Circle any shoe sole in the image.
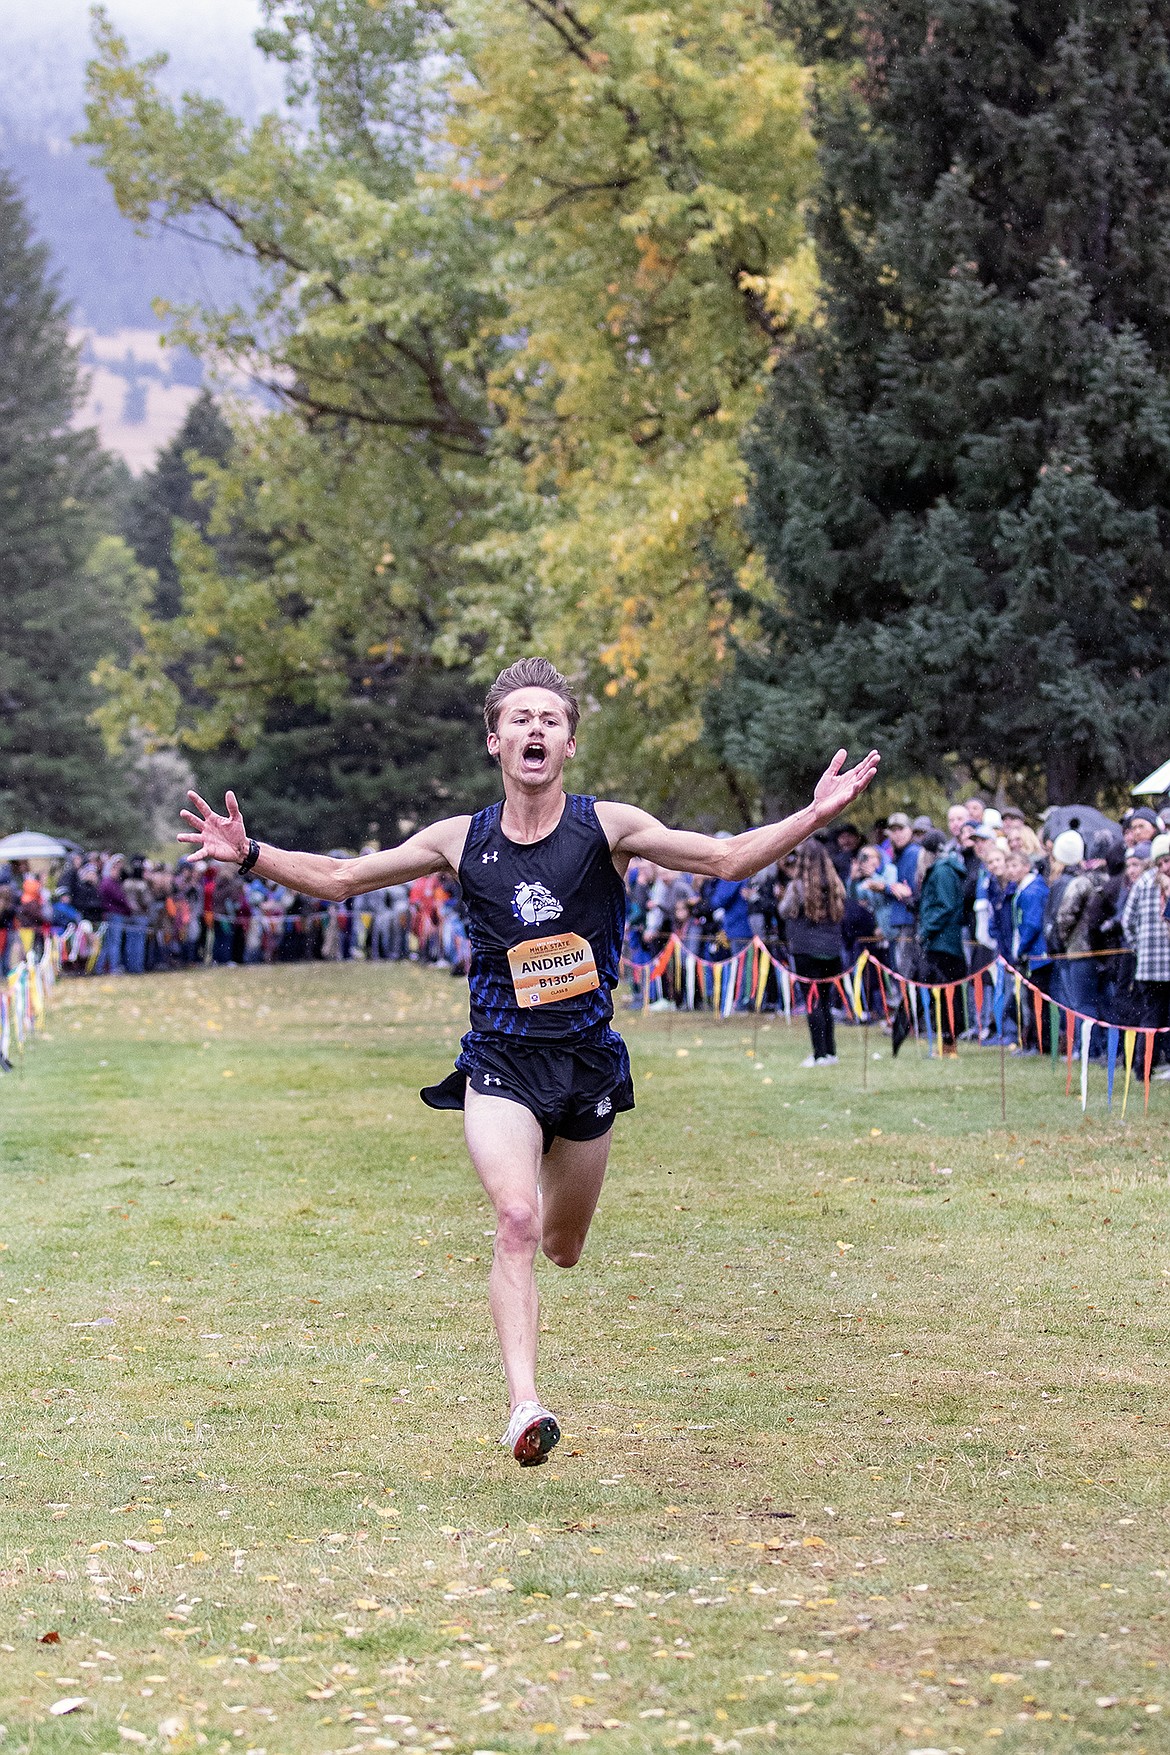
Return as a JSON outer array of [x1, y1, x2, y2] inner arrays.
[[513, 1414, 561, 1468]]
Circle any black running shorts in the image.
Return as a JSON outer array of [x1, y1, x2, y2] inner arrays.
[[420, 1027, 634, 1154]]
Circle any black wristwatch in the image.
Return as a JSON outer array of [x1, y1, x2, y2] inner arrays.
[[238, 838, 261, 876]]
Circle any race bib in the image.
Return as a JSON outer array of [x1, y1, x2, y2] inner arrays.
[[507, 931, 600, 1007]]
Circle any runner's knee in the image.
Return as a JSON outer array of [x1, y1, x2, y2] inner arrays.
[[542, 1234, 583, 1269], [494, 1200, 541, 1257]]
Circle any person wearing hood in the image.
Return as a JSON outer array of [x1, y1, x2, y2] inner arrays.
[[1044, 830, 1089, 1022], [913, 829, 966, 1055]]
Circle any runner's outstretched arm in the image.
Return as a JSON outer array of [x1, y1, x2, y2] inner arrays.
[[598, 748, 881, 879], [177, 790, 469, 899]]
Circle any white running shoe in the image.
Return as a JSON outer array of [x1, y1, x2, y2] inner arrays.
[[815, 1054, 839, 1065], [500, 1400, 561, 1467], [800, 1053, 819, 1068]]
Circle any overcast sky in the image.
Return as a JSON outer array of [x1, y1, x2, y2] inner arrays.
[[0, 0, 284, 141]]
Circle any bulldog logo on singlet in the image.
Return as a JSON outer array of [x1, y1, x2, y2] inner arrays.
[[511, 880, 563, 927]]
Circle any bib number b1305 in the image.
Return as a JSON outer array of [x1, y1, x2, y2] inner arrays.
[[507, 931, 600, 1007]]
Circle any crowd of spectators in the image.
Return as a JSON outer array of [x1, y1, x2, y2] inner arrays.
[[623, 798, 1170, 1071], [0, 852, 471, 979], [5, 796, 1170, 1076]]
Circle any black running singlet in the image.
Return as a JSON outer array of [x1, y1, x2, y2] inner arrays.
[[458, 795, 626, 1041]]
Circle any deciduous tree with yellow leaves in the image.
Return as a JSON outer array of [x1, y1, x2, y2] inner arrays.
[[85, 0, 817, 824]]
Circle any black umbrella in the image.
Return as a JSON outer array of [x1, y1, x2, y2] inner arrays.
[[1041, 804, 1122, 844]]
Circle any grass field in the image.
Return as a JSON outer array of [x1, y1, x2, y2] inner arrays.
[[0, 960, 1167, 1755]]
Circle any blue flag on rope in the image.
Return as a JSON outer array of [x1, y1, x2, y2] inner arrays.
[[992, 961, 1006, 1041], [1106, 1026, 1119, 1108]]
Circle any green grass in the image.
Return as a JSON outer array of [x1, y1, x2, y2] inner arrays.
[[0, 960, 1168, 1755]]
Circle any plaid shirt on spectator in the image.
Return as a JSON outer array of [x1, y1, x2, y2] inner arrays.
[[1122, 868, 1170, 982]]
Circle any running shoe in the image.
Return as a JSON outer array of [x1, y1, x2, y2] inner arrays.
[[500, 1400, 561, 1467]]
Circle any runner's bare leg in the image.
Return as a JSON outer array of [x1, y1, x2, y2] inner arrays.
[[464, 1088, 545, 1411], [464, 1092, 613, 1409], [540, 1131, 612, 1267]]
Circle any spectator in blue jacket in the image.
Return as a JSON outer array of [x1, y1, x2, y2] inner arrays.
[[1005, 848, 1050, 1052], [707, 874, 753, 956], [885, 812, 923, 976]]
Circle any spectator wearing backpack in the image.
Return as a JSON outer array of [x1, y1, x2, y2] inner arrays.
[[1053, 833, 1111, 1024]]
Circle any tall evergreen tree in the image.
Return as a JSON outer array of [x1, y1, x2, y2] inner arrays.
[[710, 2, 1170, 808], [0, 167, 143, 843], [114, 393, 498, 848], [122, 389, 235, 619]]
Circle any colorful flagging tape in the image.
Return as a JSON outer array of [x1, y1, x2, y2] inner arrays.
[[0, 937, 60, 1074], [621, 934, 1170, 1117]]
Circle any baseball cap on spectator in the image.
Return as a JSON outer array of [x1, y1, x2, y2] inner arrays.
[[1001, 805, 1026, 822], [1128, 842, 1152, 861], [971, 823, 997, 841], [911, 814, 934, 832], [1151, 833, 1170, 862], [1052, 829, 1085, 866], [981, 807, 1004, 829], [887, 812, 911, 829]]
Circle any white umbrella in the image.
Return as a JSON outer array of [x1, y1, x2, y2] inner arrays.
[[1132, 758, 1170, 796], [0, 831, 69, 859]]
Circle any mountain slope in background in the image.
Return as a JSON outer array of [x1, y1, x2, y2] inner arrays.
[[0, 0, 281, 468]]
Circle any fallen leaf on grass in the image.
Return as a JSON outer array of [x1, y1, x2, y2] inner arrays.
[[38, 1631, 60, 1644], [49, 1697, 88, 1716], [563, 1732, 590, 1745], [123, 1540, 155, 1554], [118, 1730, 149, 1745]]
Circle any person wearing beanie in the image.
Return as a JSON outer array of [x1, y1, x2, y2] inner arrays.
[[1085, 834, 1129, 1023], [1122, 832, 1170, 1070], [1043, 831, 1085, 1022], [1122, 806, 1160, 849]]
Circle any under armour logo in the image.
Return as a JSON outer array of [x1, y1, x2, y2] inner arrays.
[[595, 1096, 612, 1118], [481, 850, 499, 863], [482, 1074, 502, 1086]]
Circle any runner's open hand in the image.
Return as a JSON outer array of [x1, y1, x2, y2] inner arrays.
[[178, 790, 249, 864], [812, 748, 881, 823]]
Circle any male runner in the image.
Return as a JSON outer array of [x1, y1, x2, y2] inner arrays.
[[179, 657, 879, 1466]]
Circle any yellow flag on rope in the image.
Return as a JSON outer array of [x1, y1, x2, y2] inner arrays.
[[1121, 1028, 1137, 1119], [852, 949, 869, 1016]]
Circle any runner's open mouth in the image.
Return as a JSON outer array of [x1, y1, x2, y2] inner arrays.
[[522, 742, 546, 767]]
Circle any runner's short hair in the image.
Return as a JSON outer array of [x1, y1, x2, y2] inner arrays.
[[483, 657, 580, 736]]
